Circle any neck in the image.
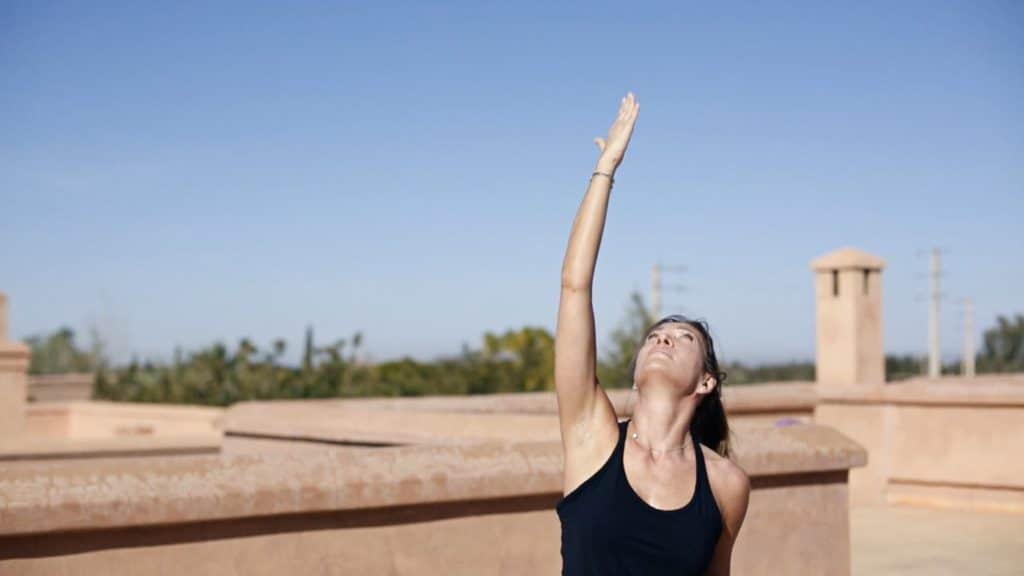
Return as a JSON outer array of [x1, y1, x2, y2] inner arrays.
[[629, 380, 697, 455]]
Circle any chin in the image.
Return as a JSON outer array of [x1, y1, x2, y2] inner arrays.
[[636, 366, 684, 388], [637, 368, 701, 394]]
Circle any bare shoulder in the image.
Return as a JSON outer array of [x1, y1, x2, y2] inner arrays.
[[700, 446, 751, 532], [702, 447, 750, 497]]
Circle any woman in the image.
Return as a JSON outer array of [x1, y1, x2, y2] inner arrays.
[[555, 93, 750, 576]]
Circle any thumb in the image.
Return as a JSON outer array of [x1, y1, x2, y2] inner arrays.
[[593, 137, 606, 152]]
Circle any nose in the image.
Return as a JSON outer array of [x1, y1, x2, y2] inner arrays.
[[654, 333, 672, 347]]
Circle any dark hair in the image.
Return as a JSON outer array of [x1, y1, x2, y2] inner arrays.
[[636, 314, 731, 457]]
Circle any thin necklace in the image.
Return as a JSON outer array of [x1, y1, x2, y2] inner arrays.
[[629, 421, 693, 455]]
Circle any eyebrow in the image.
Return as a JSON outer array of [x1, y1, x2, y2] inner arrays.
[[651, 327, 697, 337], [651, 326, 706, 348]]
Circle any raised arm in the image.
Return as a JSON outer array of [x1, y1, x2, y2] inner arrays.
[[555, 93, 639, 450]]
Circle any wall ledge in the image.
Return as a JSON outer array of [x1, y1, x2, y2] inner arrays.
[[0, 423, 864, 537], [817, 380, 1024, 407]]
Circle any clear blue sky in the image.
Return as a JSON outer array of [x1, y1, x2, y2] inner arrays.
[[2, 1, 1021, 365]]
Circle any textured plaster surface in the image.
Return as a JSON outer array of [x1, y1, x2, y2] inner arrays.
[[851, 505, 1024, 576], [816, 378, 1024, 511], [331, 382, 816, 416], [818, 378, 1024, 406], [0, 422, 863, 536]]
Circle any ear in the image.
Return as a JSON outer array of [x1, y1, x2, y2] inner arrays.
[[699, 374, 718, 396]]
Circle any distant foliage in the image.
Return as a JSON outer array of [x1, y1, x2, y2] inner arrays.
[[978, 314, 1024, 373], [28, 309, 1023, 407], [596, 292, 654, 389], [26, 327, 104, 375], [95, 328, 375, 405], [724, 361, 815, 385], [89, 325, 558, 406], [886, 355, 925, 381], [884, 314, 1024, 378], [481, 326, 556, 392]]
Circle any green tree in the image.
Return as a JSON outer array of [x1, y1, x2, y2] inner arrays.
[[597, 292, 654, 389], [721, 361, 815, 385], [481, 326, 556, 392], [885, 355, 924, 381], [26, 327, 104, 374], [978, 314, 1024, 373]]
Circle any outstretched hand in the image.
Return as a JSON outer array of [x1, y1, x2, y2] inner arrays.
[[594, 92, 639, 172]]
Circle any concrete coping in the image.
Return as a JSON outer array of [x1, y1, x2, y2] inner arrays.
[[224, 406, 565, 446], [817, 378, 1024, 407], [0, 435, 222, 462], [810, 247, 886, 271], [0, 341, 30, 372], [27, 400, 225, 422], [222, 386, 818, 449], [0, 422, 864, 537], [232, 382, 817, 417], [26, 373, 94, 387], [26, 374, 94, 402], [718, 382, 817, 413]]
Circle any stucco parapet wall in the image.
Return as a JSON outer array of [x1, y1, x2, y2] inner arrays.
[[27, 373, 94, 402], [27, 373, 93, 387], [0, 435, 221, 462], [224, 406, 564, 446], [234, 382, 816, 417], [0, 341, 30, 372], [0, 422, 864, 537], [817, 378, 1024, 407], [34, 400, 226, 423], [223, 386, 818, 448], [716, 382, 816, 413]]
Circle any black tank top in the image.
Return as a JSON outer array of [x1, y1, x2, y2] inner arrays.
[[556, 419, 723, 576]]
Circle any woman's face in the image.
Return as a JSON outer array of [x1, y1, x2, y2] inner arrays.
[[633, 321, 708, 393]]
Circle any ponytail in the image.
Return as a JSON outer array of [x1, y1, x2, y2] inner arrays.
[[691, 377, 729, 457]]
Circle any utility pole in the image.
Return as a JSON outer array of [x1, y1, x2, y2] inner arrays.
[[650, 263, 686, 320], [928, 249, 941, 378], [962, 298, 975, 377], [651, 264, 661, 321]]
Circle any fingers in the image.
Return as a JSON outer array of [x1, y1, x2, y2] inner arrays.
[[617, 92, 639, 121], [598, 93, 638, 151]]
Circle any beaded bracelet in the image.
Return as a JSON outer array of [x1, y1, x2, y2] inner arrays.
[[591, 171, 614, 185]]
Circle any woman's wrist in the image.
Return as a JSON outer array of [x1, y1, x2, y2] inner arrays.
[[594, 157, 619, 175]]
